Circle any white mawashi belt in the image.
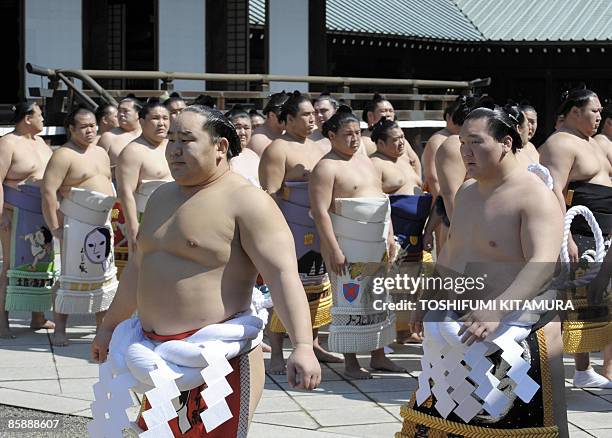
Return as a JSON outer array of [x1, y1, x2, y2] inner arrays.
[[332, 197, 390, 263], [60, 188, 116, 225], [89, 302, 267, 437], [134, 181, 168, 214]]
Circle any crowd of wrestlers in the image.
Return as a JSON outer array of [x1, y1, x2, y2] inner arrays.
[[0, 86, 611, 437]]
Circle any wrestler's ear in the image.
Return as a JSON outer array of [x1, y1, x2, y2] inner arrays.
[[216, 137, 229, 159], [570, 106, 580, 118], [367, 111, 375, 126], [501, 135, 512, 153]]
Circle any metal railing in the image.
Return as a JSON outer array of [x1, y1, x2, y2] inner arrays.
[[26, 63, 491, 122]]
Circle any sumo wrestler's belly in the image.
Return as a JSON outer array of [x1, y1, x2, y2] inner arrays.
[[137, 252, 253, 335], [66, 175, 115, 197]]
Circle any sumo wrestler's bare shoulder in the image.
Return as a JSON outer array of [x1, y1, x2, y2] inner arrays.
[[0, 133, 17, 152], [540, 131, 580, 156], [232, 180, 286, 231], [96, 130, 119, 152], [117, 139, 145, 163], [515, 170, 559, 210], [51, 143, 78, 160], [260, 137, 288, 165], [436, 135, 461, 159], [248, 131, 274, 156], [313, 152, 343, 176]]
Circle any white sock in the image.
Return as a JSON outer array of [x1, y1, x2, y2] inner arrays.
[[573, 368, 612, 388]]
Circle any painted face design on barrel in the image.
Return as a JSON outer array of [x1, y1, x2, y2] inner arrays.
[[83, 227, 112, 264]]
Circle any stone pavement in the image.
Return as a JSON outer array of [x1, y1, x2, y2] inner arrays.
[[0, 312, 611, 437]]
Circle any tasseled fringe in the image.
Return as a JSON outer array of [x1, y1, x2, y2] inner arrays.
[[328, 313, 396, 353], [270, 290, 332, 333], [55, 281, 117, 314], [5, 289, 54, 312]]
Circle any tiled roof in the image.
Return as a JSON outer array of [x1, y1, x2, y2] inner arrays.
[[249, 0, 612, 42], [454, 0, 612, 42], [325, 0, 483, 41]]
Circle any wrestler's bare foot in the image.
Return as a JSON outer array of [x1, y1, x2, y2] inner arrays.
[[396, 330, 423, 344], [344, 354, 371, 379], [344, 367, 372, 380], [51, 312, 69, 347], [314, 344, 344, 363], [51, 332, 69, 347], [269, 355, 287, 375], [30, 312, 55, 330], [312, 330, 343, 363], [261, 341, 272, 353], [370, 348, 407, 373]]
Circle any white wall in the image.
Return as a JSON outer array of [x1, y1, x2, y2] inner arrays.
[[268, 0, 309, 92], [158, 0, 206, 92], [25, 0, 82, 96]]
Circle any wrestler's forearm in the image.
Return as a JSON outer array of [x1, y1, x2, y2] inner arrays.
[[387, 220, 395, 245], [119, 191, 139, 237], [553, 188, 578, 246], [267, 272, 313, 347], [497, 262, 557, 303], [312, 210, 342, 255], [553, 188, 568, 214], [42, 192, 60, 231], [426, 178, 440, 199], [441, 193, 454, 220], [424, 208, 442, 235]]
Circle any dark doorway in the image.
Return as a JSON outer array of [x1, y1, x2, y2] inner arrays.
[[0, 0, 22, 105], [83, 0, 157, 91]]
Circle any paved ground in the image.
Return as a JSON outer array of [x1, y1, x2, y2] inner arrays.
[[0, 312, 611, 437]]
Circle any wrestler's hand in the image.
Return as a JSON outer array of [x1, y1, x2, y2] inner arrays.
[[386, 238, 398, 272], [458, 309, 502, 346], [127, 225, 139, 250], [286, 344, 321, 390], [51, 227, 62, 240], [327, 248, 348, 276], [409, 321, 424, 338], [567, 236, 579, 263], [91, 327, 113, 363]]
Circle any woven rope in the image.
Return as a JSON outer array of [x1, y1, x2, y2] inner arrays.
[[398, 406, 559, 438], [536, 328, 554, 428], [560, 205, 605, 286]]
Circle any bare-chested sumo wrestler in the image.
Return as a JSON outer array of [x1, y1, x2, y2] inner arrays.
[[90, 106, 320, 437], [0, 102, 55, 337]]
